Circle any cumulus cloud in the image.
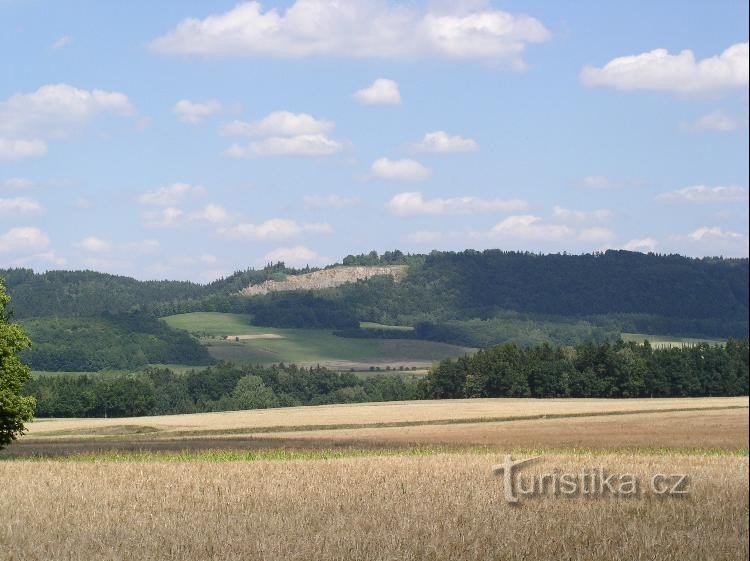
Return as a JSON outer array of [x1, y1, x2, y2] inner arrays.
[[76, 236, 113, 253], [303, 194, 358, 209], [138, 183, 206, 206], [687, 226, 743, 242], [0, 83, 134, 138], [218, 218, 332, 241], [174, 99, 223, 123], [552, 206, 611, 222], [488, 214, 573, 241], [76, 236, 160, 255], [371, 158, 431, 181], [0, 138, 48, 160], [141, 203, 231, 228], [410, 130, 479, 153], [221, 111, 333, 137], [581, 42, 749, 95], [623, 238, 659, 252], [226, 134, 342, 157], [262, 245, 328, 266], [354, 79, 401, 105], [658, 185, 748, 203], [151, 0, 551, 67], [0, 196, 44, 215], [0, 226, 50, 253], [388, 191, 526, 216], [682, 110, 742, 132]]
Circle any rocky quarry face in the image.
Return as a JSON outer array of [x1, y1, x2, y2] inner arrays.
[[240, 265, 407, 296]]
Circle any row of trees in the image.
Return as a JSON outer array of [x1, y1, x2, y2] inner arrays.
[[420, 339, 749, 399], [25, 363, 418, 417]]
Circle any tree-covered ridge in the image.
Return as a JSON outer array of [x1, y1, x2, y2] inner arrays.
[[421, 338, 749, 399], [19, 314, 213, 371]]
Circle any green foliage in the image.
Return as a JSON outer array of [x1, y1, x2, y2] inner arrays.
[[420, 338, 749, 399], [19, 313, 213, 371], [0, 278, 36, 449], [25, 363, 419, 417]]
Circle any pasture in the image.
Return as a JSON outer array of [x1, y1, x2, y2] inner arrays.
[[162, 312, 472, 369], [1, 396, 747, 560]]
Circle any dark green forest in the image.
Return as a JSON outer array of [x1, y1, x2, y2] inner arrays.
[[25, 338, 748, 417], [2, 249, 748, 371]]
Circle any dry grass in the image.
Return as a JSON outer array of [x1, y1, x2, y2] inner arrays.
[[23, 396, 749, 438], [1, 453, 747, 561]]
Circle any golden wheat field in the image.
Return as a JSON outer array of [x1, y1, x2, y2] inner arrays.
[[1, 397, 748, 560]]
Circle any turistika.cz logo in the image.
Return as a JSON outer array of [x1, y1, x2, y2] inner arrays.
[[492, 456, 689, 504]]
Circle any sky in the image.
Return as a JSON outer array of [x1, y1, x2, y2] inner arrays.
[[0, 0, 748, 282]]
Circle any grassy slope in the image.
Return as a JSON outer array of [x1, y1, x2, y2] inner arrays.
[[162, 312, 473, 368]]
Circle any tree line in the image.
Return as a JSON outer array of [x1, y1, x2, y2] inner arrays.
[[420, 338, 749, 399]]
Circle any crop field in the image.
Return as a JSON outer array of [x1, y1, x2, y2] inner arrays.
[[621, 332, 724, 348], [162, 312, 472, 369], [1, 397, 747, 560]]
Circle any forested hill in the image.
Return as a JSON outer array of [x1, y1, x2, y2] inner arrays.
[[401, 250, 748, 320], [2, 250, 748, 340]]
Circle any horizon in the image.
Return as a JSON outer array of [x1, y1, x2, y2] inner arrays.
[[1, 1, 748, 282]]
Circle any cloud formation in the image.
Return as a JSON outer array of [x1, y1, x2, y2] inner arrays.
[[218, 218, 332, 241], [354, 79, 401, 105], [410, 131, 479, 153], [151, 0, 551, 67], [138, 183, 206, 206], [0, 226, 50, 253], [388, 191, 526, 216], [0, 196, 44, 215], [581, 42, 748, 94], [174, 99, 223, 123], [658, 185, 748, 203], [371, 158, 431, 181], [262, 245, 328, 266], [553, 206, 611, 222]]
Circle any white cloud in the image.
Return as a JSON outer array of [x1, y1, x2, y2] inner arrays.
[[303, 194, 358, 209], [262, 245, 328, 266], [578, 227, 616, 243], [552, 206, 611, 222], [174, 99, 223, 123], [687, 226, 743, 242], [410, 130, 479, 153], [388, 191, 526, 216], [623, 238, 659, 252], [2, 177, 34, 189], [658, 185, 748, 203], [683, 110, 741, 132], [218, 218, 332, 241], [489, 215, 573, 241], [151, 0, 550, 67], [138, 183, 206, 206], [0, 197, 44, 215], [371, 158, 431, 181], [221, 111, 333, 137], [226, 134, 342, 157], [0, 227, 50, 253], [142, 207, 185, 228], [0, 83, 134, 138], [580, 175, 615, 189], [76, 236, 112, 253], [51, 35, 72, 50], [354, 79, 401, 105], [141, 203, 231, 228], [0, 138, 48, 160], [6, 251, 66, 267], [581, 42, 749, 95]]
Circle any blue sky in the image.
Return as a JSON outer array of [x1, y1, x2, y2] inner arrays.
[[1, 0, 748, 281]]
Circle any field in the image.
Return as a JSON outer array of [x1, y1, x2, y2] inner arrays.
[[162, 312, 472, 369], [621, 332, 724, 348], [1, 397, 747, 560]]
